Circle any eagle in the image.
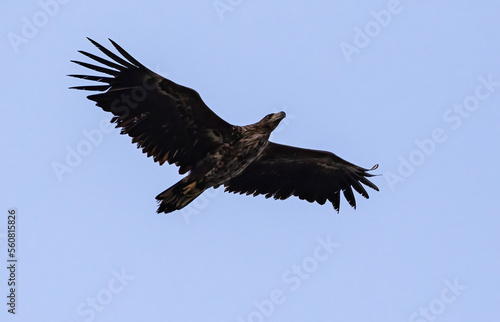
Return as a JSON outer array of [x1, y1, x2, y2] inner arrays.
[[69, 38, 379, 214]]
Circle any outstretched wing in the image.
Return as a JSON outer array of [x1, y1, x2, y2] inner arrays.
[[69, 38, 235, 174], [224, 142, 379, 211]]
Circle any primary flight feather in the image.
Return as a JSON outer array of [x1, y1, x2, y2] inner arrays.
[[69, 38, 379, 213]]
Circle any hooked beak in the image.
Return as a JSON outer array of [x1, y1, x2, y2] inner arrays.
[[268, 111, 286, 131], [272, 111, 286, 121]]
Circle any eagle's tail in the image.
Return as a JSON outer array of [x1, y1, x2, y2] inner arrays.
[[155, 178, 204, 214]]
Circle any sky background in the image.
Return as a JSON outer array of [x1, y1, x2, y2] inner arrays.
[[1, 1, 500, 321]]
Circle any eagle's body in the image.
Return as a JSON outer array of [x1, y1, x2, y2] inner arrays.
[[156, 113, 284, 213], [70, 38, 379, 213], [202, 116, 283, 185]]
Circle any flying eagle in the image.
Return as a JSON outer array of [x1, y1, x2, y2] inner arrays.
[[70, 38, 379, 213]]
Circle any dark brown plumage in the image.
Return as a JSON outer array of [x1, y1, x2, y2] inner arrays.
[[70, 38, 379, 213]]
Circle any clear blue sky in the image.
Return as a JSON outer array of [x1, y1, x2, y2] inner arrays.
[[2, 1, 500, 321]]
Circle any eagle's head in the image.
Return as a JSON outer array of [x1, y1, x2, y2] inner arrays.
[[259, 111, 286, 132], [243, 111, 286, 136]]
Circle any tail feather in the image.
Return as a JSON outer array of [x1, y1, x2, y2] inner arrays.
[[156, 178, 203, 213]]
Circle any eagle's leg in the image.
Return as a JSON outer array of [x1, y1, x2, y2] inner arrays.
[[155, 177, 205, 214]]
